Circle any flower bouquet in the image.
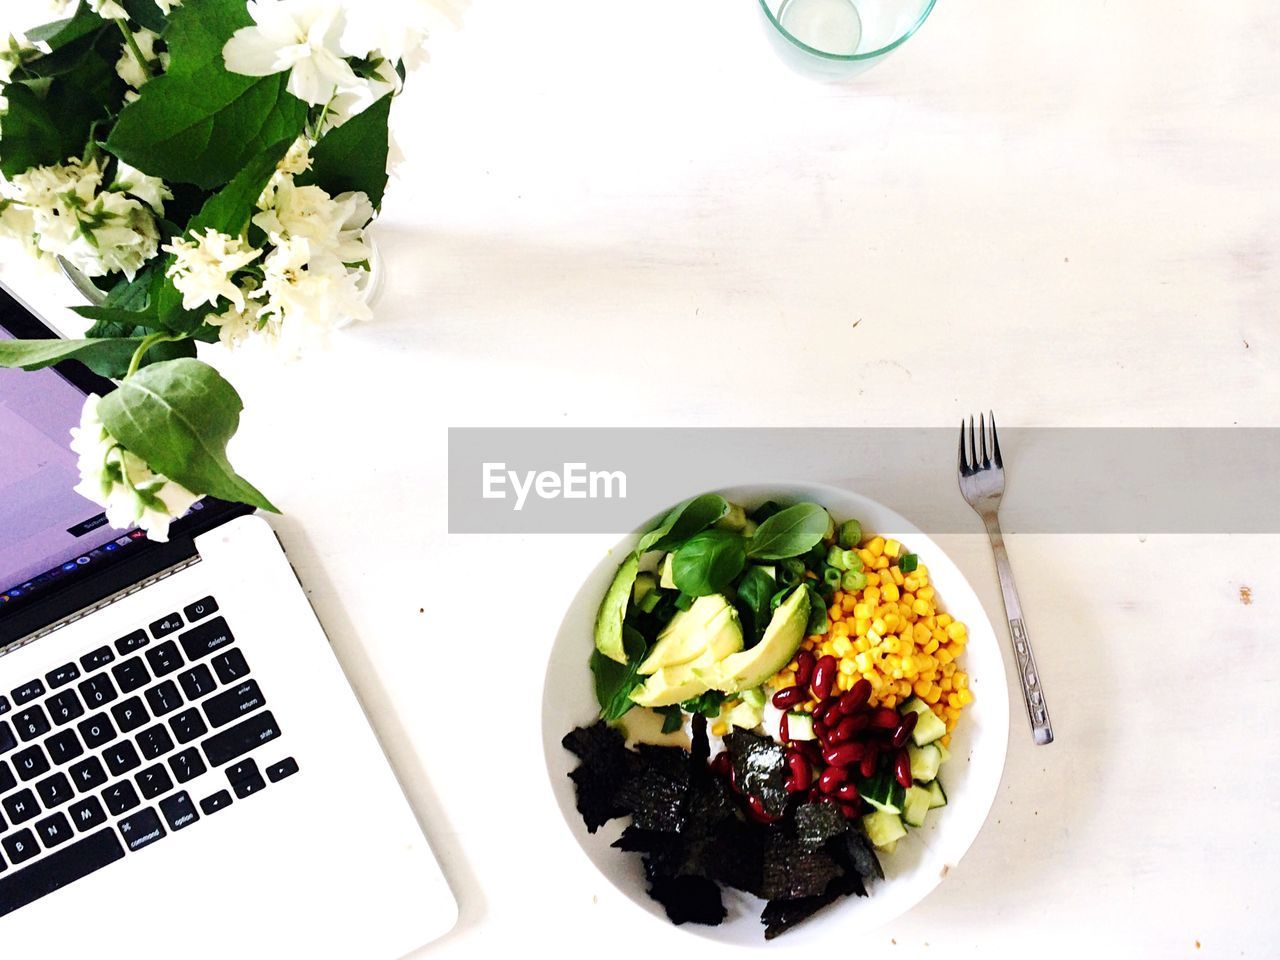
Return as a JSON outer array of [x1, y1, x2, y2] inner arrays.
[[0, 0, 457, 539]]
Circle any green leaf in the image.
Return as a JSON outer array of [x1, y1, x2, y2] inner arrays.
[[97, 358, 277, 511], [297, 93, 392, 208], [105, 0, 307, 190], [593, 553, 638, 664], [747, 502, 831, 561], [680, 690, 726, 718], [24, 4, 105, 49], [591, 624, 647, 723], [655, 705, 683, 734], [122, 0, 169, 33], [0, 338, 143, 377], [672, 530, 747, 597], [636, 493, 729, 556], [734, 565, 778, 645]]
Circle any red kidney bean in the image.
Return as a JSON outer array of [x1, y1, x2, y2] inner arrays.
[[840, 802, 861, 819], [843, 711, 871, 733], [818, 765, 848, 794], [808, 785, 824, 804], [772, 686, 805, 711], [894, 749, 913, 789], [786, 753, 812, 792], [859, 752, 878, 779], [829, 715, 864, 744], [891, 710, 918, 748], [711, 753, 732, 777], [834, 782, 861, 805], [746, 795, 781, 824], [872, 707, 901, 730], [838, 678, 872, 713], [822, 743, 865, 768], [779, 714, 790, 742], [796, 740, 823, 764], [794, 650, 816, 690], [811, 655, 838, 700], [813, 720, 828, 742]]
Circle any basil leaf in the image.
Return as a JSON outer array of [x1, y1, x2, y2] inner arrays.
[[747, 502, 831, 560], [635, 493, 729, 556], [591, 623, 647, 722], [804, 582, 830, 636], [734, 565, 777, 645], [593, 553, 638, 665], [680, 690, 725, 718], [297, 93, 391, 209], [97, 358, 277, 511], [672, 529, 747, 597], [106, 0, 306, 190], [656, 705, 683, 734]]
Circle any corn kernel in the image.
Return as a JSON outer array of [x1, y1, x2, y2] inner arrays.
[[863, 586, 881, 605], [912, 598, 932, 617], [881, 583, 901, 602], [890, 566, 905, 586], [946, 621, 967, 640], [839, 658, 857, 676], [858, 548, 876, 567], [833, 637, 853, 657], [954, 673, 968, 690], [902, 576, 920, 592], [853, 603, 872, 619], [841, 595, 858, 614], [958, 688, 974, 706], [883, 539, 901, 558], [712, 722, 728, 736], [924, 685, 942, 705], [854, 617, 871, 635], [865, 571, 881, 587], [867, 537, 885, 557], [837, 673, 853, 692], [936, 613, 952, 627], [881, 694, 897, 708], [918, 585, 936, 601], [832, 620, 850, 638], [913, 679, 931, 698]]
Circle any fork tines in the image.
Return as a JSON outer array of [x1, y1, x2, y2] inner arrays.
[[958, 412, 1002, 476]]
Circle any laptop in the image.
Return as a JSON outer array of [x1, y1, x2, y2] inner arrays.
[[0, 284, 457, 957]]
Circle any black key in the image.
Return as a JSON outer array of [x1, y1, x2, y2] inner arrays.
[[232, 771, 266, 799], [158, 791, 199, 832], [110, 697, 148, 734], [112, 657, 150, 694], [211, 648, 250, 685], [145, 641, 184, 678], [203, 680, 266, 729], [80, 647, 115, 672], [13, 745, 49, 782], [178, 665, 217, 702], [11, 680, 44, 705], [0, 721, 15, 754], [46, 689, 85, 727], [149, 613, 184, 639], [266, 757, 299, 783], [201, 711, 280, 768], [1, 828, 39, 865], [115, 629, 149, 654], [77, 713, 116, 750], [170, 708, 207, 745], [13, 706, 50, 742], [35, 772, 72, 808], [78, 673, 118, 709], [183, 597, 218, 623], [199, 790, 232, 816], [34, 812, 72, 849], [0, 696, 9, 716], [0, 760, 14, 794], [1, 789, 38, 825], [102, 781, 140, 817], [168, 748, 206, 784], [68, 796, 106, 832], [144, 681, 183, 717], [45, 728, 84, 766], [226, 759, 260, 784], [136, 724, 174, 761], [45, 663, 80, 689], [118, 807, 165, 852], [69, 756, 107, 793], [135, 765, 173, 800], [104, 741, 141, 777], [180, 617, 235, 662], [0, 828, 124, 918]]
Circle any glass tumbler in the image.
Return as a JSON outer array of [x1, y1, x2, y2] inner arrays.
[[758, 0, 936, 79]]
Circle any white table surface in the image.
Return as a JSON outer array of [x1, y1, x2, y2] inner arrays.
[[3, 1, 1278, 956]]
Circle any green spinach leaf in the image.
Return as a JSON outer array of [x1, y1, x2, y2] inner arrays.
[[591, 623, 647, 722], [680, 690, 726, 718], [735, 565, 777, 645], [672, 529, 746, 597], [747, 502, 831, 560], [635, 493, 729, 556], [656, 705, 683, 734]]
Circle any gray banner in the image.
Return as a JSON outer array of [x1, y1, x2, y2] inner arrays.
[[448, 428, 1280, 534]]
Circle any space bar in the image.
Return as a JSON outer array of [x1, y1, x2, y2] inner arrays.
[[0, 829, 125, 919]]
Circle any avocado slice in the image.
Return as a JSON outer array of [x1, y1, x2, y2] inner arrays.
[[593, 554, 639, 664], [630, 617, 744, 707], [639, 595, 742, 675], [699, 586, 810, 694]]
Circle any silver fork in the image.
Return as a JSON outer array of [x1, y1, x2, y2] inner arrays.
[[958, 414, 1054, 745]]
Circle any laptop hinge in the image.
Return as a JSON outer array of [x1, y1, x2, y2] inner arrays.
[[0, 554, 202, 660]]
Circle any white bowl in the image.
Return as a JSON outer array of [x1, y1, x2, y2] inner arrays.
[[541, 482, 1010, 945]]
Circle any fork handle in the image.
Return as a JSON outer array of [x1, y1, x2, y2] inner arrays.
[[982, 515, 1054, 745]]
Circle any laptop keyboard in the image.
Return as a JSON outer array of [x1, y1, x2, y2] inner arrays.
[[0, 598, 298, 918]]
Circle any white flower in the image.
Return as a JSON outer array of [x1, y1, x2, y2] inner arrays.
[[223, 0, 361, 107], [155, 0, 182, 13], [163, 228, 262, 311], [79, 191, 159, 280], [338, 0, 429, 66], [323, 56, 399, 131], [207, 278, 264, 348], [70, 395, 199, 543], [87, 0, 129, 19], [254, 234, 371, 356], [0, 198, 39, 259], [115, 27, 165, 89], [277, 136, 313, 177], [111, 160, 171, 215], [253, 177, 372, 264]]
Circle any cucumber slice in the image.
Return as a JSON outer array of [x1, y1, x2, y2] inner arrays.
[[902, 697, 947, 745], [862, 811, 907, 849], [935, 742, 951, 764], [860, 771, 905, 814], [901, 785, 932, 828], [740, 687, 766, 709], [786, 711, 816, 741], [907, 743, 942, 783], [926, 779, 947, 809]]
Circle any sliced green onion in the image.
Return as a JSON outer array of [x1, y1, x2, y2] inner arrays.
[[822, 565, 842, 588], [826, 545, 848, 570], [674, 592, 694, 611], [638, 590, 662, 613], [842, 569, 868, 592], [837, 519, 863, 549], [899, 553, 919, 573], [842, 549, 863, 571]]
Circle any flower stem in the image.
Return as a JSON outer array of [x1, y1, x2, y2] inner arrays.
[[126, 332, 182, 379], [115, 19, 153, 79]]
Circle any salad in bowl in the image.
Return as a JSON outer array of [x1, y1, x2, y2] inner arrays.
[[545, 486, 1008, 941]]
